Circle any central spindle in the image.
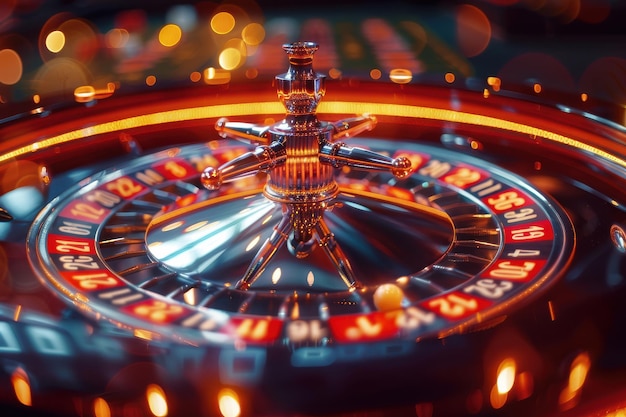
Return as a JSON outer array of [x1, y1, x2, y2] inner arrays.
[[201, 42, 411, 290]]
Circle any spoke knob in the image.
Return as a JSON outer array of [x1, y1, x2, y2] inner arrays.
[[200, 167, 221, 190]]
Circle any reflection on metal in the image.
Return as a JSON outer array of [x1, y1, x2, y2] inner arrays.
[[0, 207, 11, 222], [201, 42, 411, 291], [145, 187, 453, 293], [610, 224, 626, 253]]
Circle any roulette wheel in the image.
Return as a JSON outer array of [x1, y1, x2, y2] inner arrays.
[[1, 2, 626, 417]]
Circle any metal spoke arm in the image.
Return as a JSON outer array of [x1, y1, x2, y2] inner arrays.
[[215, 117, 272, 145], [330, 114, 377, 141], [319, 142, 412, 179], [201, 142, 286, 190]]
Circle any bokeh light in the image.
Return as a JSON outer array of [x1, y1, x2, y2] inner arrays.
[[105, 28, 130, 48], [204, 67, 231, 85], [211, 12, 236, 35], [159, 24, 182, 47], [218, 388, 241, 417], [57, 18, 98, 61], [219, 47, 243, 70], [146, 384, 168, 417], [389, 68, 413, 84], [242, 22, 265, 45], [578, 0, 611, 24], [559, 351, 592, 410], [456, 4, 491, 58], [496, 358, 516, 394], [0, 49, 23, 85], [45, 30, 65, 53], [11, 367, 32, 406], [74, 85, 95, 102], [93, 397, 111, 417]]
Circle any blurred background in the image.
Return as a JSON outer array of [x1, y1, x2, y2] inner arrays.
[[0, 0, 625, 120]]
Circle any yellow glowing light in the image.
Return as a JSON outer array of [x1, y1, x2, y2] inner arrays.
[[548, 300, 556, 320], [496, 358, 516, 394], [159, 24, 182, 47], [329, 68, 342, 79], [73, 83, 114, 102], [218, 388, 241, 417], [147, 384, 168, 417], [307, 271, 315, 286], [224, 38, 247, 56], [133, 329, 155, 340], [487, 76, 501, 91], [3, 100, 625, 178], [272, 267, 282, 284], [32, 94, 40, 104], [0, 49, 23, 85], [369, 69, 382, 80], [604, 407, 626, 417], [12, 304, 22, 321], [204, 67, 231, 85], [93, 397, 111, 417], [219, 48, 242, 70], [490, 384, 507, 409], [246, 235, 261, 252], [185, 221, 209, 233], [74, 85, 96, 102], [568, 352, 591, 392], [11, 368, 32, 406], [183, 288, 197, 305], [559, 352, 592, 409], [580, 93, 588, 102], [291, 302, 300, 319], [162, 221, 184, 232], [211, 12, 235, 35], [46, 30, 66, 53], [389, 68, 413, 84], [241, 22, 265, 45]]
